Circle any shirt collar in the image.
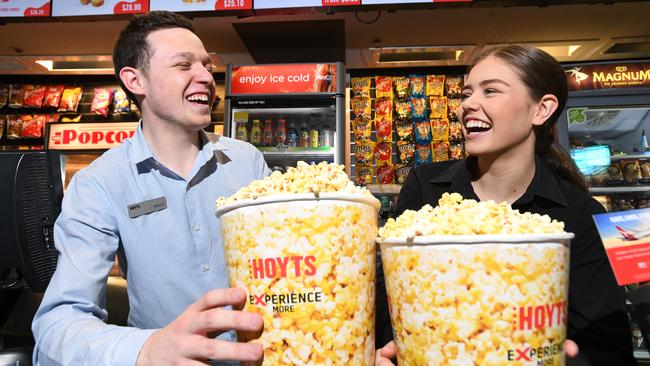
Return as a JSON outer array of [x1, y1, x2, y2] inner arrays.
[[428, 156, 567, 207]]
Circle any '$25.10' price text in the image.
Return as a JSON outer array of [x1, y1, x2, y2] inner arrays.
[[223, 0, 245, 8]]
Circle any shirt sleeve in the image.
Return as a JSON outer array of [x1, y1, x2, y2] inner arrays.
[[32, 169, 157, 366], [252, 144, 271, 179], [567, 196, 636, 366]]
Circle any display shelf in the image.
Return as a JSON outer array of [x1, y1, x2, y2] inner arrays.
[[635, 350, 650, 360], [611, 154, 650, 161], [367, 184, 402, 196], [258, 146, 334, 156], [589, 186, 650, 194]]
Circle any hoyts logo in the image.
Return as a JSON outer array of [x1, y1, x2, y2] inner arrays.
[[248, 256, 317, 280], [514, 301, 567, 331], [51, 129, 135, 146]]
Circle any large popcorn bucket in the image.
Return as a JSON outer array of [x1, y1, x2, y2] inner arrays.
[[378, 233, 574, 366], [217, 193, 380, 365]]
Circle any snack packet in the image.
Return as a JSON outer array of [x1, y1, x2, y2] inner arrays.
[[447, 98, 462, 121], [395, 119, 413, 141], [9, 85, 24, 108], [375, 97, 393, 121], [350, 77, 371, 98], [432, 141, 450, 162], [396, 140, 415, 164], [409, 75, 425, 98], [58, 86, 83, 112], [394, 98, 412, 120], [426, 75, 445, 96], [394, 163, 412, 184], [355, 139, 375, 165], [113, 89, 131, 114], [429, 96, 448, 119], [393, 76, 410, 99], [411, 98, 427, 120], [375, 76, 393, 99], [43, 85, 65, 108], [415, 119, 432, 143], [377, 162, 394, 184], [355, 165, 374, 185], [91, 88, 113, 117], [449, 142, 464, 160], [352, 117, 372, 141], [431, 119, 449, 142], [375, 117, 393, 142], [7, 115, 22, 138], [445, 75, 464, 97], [23, 85, 46, 108], [351, 97, 372, 118], [415, 143, 432, 165], [375, 141, 393, 163], [0, 85, 9, 107]]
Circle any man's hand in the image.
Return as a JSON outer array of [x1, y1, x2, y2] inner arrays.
[[375, 341, 396, 366], [136, 288, 263, 366]]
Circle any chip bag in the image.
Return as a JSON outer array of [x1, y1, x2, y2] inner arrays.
[[449, 121, 464, 142], [447, 98, 462, 121], [409, 75, 425, 98], [351, 77, 371, 98], [91, 88, 113, 117], [355, 139, 375, 165], [431, 119, 449, 142], [375, 97, 393, 121], [113, 89, 131, 114], [0, 116, 5, 138], [43, 85, 65, 108], [23, 85, 46, 108], [377, 163, 394, 184], [20, 115, 44, 138], [449, 143, 465, 160], [351, 97, 372, 118], [415, 119, 432, 143], [0, 85, 9, 107], [445, 75, 464, 97], [393, 76, 410, 99], [411, 98, 427, 120], [429, 96, 448, 119], [426, 75, 445, 96], [58, 86, 83, 112], [394, 99, 411, 120], [9, 85, 24, 109], [375, 141, 392, 163], [415, 144, 432, 165], [396, 140, 415, 164], [375, 76, 393, 99], [352, 117, 372, 141], [375, 117, 393, 142], [432, 141, 450, 162], [395, 119, 414, 141], [395, 163, 411, 184], [355, 165, 374, 185], [7, 115, 22, 139]]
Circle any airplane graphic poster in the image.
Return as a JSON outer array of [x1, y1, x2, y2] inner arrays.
[[593, 208, 650, 285]]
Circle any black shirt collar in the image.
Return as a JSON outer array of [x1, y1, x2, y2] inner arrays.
[[428, 156, 567, 207]]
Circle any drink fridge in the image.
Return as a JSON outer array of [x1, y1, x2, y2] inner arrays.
[[558, 60, 650, 361], [224, 63, 346, 171]]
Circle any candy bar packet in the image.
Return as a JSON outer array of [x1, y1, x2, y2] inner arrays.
[[397, 140, 415, 164], [429, 96, 448, 119], [395, 163, 412, 184], [445, 75, 464, 97], [375, 76, 393, 99], [351, 97, 372, 119], [355, 139, 375, 165], [350, 77, 371, 98], [375, 117, 393, 143], [355, 165, 374, 185], [395, 119, 413, 141], [431, 119, 449, 142], [426, 75, 445, 96], [376, 163, 394, 184], [375, 141, 393, 162], [409, 75, 425, 98], [393, 76, 410, 99], [432, 141, 450, 162], [352, 117, 372, 141]]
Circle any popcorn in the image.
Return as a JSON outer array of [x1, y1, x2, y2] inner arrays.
[[379, 192, 564, 238], [216, 161, 372, 208], [378, 193, 570, 366], [217, 163, 379, 365]]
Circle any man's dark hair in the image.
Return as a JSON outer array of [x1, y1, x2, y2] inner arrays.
[[113, 11, 195, 108]]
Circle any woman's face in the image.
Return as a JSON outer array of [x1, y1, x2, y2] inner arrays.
[[457, 55, 542, 158]]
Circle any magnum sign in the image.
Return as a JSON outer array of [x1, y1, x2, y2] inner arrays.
[[564, 63, 650, 91]]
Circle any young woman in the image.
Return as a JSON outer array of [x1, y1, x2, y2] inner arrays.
[[375, 45, 636, 366]]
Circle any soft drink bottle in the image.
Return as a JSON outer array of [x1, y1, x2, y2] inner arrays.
[[235, 122, 248, 142], [262, 119, 274, 147], [299, 122, 309, 147], [249, 119, 262, 146], [276, 118, 287, 146], [286, 121, 298, 147]]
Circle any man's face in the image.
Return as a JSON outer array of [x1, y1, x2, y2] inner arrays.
[[139, 27, 216, 130]]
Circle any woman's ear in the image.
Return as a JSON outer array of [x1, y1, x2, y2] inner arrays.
[[119, 66, 145, 97], [532, 94, 559, 126]]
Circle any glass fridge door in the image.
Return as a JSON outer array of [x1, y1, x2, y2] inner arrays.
[[230, 104, 338, 171]]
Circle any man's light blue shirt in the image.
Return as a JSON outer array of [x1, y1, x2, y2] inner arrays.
[[32, 123, 270, 365]]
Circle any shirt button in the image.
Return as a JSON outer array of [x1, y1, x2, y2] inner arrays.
[[201, 264, 210, 272], [194, 224, 201, 231]]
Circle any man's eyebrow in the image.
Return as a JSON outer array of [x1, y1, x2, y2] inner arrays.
[[170, 52, 193, 60]]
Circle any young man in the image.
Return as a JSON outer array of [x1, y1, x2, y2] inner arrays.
[[32, 11, 268, 365]]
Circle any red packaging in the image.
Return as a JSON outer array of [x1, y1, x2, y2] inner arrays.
[[23, 85, 47, 108], [91, 88, 113, 117], [375, 141, 392, 162], [374, 98, 393, 121], [20, 115, 45, 138], [43, 85, 65, 108], [375, 117, 393, 142], [376, 163, 394, 184]]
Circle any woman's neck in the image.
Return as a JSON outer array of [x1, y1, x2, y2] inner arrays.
[[471, 147, 537, 205]]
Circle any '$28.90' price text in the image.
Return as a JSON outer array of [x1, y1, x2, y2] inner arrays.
[[223, 0, 245, 8]]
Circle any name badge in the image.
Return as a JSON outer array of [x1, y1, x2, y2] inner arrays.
[[128, 197, 167, 218]]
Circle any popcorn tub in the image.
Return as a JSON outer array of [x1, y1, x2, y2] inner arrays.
[[217, 193, 380, 365], [378, 233, 574, 366]]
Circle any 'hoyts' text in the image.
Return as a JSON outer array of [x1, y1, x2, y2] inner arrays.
[[248, 256, 317, 279], [515, 301, 567, 331]]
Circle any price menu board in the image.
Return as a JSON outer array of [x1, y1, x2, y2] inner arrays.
[[0, 1, 50, 17], [52, 0, 148, 16], [255, 0, 468, 8], [149, 0, 251, 12]]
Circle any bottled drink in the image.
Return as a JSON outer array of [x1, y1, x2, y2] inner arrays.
[[235, 122, 248, 142], [249, 119, 262, 146], [321, 125, 331, 147], [262, 119, 274, 147], [309, 125, 319, 148], [276, 118, 287, 146], [299, 122, 309, 147], [286, 121, 298, 147]]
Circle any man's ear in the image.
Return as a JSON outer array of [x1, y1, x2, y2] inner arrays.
[[532, 94, 559, 126], [119, 66, 145, 97]]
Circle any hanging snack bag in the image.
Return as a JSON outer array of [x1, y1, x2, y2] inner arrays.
[[23, 85, 47, 108], [375, 76, 393, 99], [0, 85, 9, 107], [409, 75, 425, 98], [449, 121, 464, 142], [7, 115, 22, 139], [640, 160, 650, 182], [426, 75, 445, 96], [449, 143, 465, 160], [432, 141, 450, 162], [411, 98, 427, 120], [394, 164, 411, 184], [429, 96, 448, 119], [20, 115, 44, 138], [351, 96, 372, 119], [397, 140, 415, 164], [431, 119, 449, 142], [355, 165, 374, 185], [375, 117, 393, 142], [351, 77, 372, 98], [621, 160, 642, 185], [43, 85, 65, 108], [0, 116, 5, 138], [447, 98, 462, 121], [445, 75, 464, 97], [91, 88, 113, 117], [9, 85, 25, 108], [375, 141, 393, 163], [394, 99, 412, 120], [61, 114, 83, 123], [375, 97, 393, 121], [377, 162, 394, 184], [393, 76, 410, 99], [395, 119, 414, 141], [415, 119, 432, 143], [355, 139, 375, 165], [352, 117, 372, 141], [58, 86, 83, 112], [415, 144, 432, 165], [113, 89, 131, 114]]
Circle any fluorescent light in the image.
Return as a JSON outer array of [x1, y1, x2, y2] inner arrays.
[[35, 59, 54, 71], [568, 45, 581, 56]]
